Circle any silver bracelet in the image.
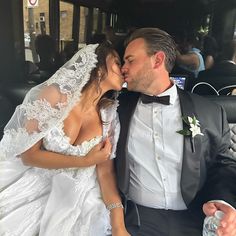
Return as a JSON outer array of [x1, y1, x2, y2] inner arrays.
[[106, 202, 124, 211]]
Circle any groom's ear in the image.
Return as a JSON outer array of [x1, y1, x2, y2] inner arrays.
[[152, 51, 165, 69]]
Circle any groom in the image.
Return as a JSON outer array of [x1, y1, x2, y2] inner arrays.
[[115, 28, 236, 236]]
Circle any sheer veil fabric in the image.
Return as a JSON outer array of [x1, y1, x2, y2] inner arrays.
[[0, 44, 120, 235], [0, 44, 98, 161]]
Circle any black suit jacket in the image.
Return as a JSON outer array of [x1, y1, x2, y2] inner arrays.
[[115, 88, 236, 208]]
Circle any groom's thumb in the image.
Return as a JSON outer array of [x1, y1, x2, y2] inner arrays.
[[203, 202, 217, 217]]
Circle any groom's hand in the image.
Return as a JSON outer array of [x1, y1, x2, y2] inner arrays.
[[203, 201, 236, 236]]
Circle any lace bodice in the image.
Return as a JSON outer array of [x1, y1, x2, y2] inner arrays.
[[0, 44, 117, 236], [0, 126, 112, 236], [42, 101, 120, 159], [43, 125, 102, 157]]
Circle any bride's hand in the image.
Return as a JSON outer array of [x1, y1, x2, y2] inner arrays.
[[84, 138, 112, 166]]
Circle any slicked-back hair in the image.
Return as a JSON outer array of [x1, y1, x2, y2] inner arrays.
[[125, 27, 177, 73]]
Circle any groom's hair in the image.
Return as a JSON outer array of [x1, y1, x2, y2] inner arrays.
[[125, 27, 177, 73]]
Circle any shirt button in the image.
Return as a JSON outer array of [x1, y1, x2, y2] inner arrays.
[[154, 132, 158, 138], [157, 156, 161, 160]]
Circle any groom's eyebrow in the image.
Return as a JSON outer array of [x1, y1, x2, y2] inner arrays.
[[123, 55, 133, 61]]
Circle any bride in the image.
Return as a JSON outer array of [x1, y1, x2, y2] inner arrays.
[[0, 42, 129, 236]]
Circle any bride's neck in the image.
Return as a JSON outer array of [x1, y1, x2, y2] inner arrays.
[[79, 84, 105, 112]]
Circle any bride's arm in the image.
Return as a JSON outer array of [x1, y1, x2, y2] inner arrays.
[[21, 138, 111, 169], [97, 160, 130, 236], [21, 99, 112, 169]]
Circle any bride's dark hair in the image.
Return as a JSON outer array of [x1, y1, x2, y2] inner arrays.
[[82, 41, 119, 110]]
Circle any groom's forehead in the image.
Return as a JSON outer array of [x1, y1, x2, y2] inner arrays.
[[124, 40, 148, 59]]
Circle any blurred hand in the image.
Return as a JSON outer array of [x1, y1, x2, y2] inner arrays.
[[112, 228, 131, 236], [203, 201, 236, 236], [84, 138, 112, 166]]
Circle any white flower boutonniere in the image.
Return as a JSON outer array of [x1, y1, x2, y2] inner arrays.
[[177, 115, 204, 152]]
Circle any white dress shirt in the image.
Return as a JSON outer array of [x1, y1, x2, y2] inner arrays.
[[127, 85, 187, 210]]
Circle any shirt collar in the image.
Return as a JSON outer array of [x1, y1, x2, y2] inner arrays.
[[157, 83, 178, 105], [140, 83, 178, 106]]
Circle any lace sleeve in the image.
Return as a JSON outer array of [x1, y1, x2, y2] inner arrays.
[[0, 44, 99, 161], [101, 101, 120, 160], [109, 111, 120, 160], [0, 85, 69, 160]]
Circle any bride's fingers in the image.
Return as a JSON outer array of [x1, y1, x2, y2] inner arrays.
[[103, 138, 112, 148], [102, 138, 112, 155], [92, 142, 103, 151]]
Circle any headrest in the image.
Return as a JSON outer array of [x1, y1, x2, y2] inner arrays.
[[1, 82, 35, 106], [206, 95, 236, 123]]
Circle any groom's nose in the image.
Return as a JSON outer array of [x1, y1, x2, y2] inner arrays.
[[121, 65, 128, 74]]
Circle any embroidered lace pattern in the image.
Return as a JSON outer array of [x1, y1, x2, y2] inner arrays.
[[21, 99, 63, 131], [0, 44, 119, 236], [0, 44, 98, 160], [0, 129, 115, 235]]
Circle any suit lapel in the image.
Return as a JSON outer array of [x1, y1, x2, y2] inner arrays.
[[178, 88, 202, 206]]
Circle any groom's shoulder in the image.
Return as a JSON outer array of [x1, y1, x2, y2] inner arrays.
[[183, 89, 220, 107]]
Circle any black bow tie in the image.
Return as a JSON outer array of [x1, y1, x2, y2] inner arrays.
[[140, 94, 170, 105]]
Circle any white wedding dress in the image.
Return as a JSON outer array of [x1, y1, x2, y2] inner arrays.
[[0, 44, 120, 236], [0, 107, 119, 236]]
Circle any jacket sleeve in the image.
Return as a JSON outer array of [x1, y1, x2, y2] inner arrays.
[[202, 106, 236, 208]]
